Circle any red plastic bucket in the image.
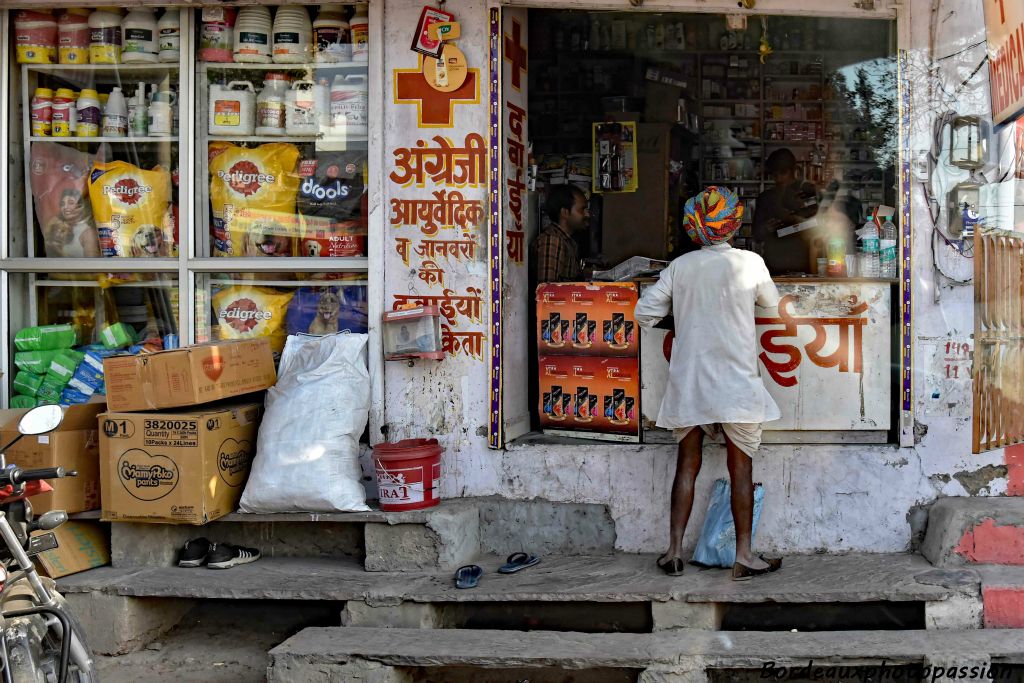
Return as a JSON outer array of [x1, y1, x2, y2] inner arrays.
[[372, 438, 442, 511]]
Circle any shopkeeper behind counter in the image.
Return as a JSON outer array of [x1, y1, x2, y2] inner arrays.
[[532, 185, 590, 283], [752, 149, 820, 275]]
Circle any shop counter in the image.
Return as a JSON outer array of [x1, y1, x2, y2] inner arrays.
[[640, 277, 893, 440]]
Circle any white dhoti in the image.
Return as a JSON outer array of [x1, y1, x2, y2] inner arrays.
[[672, 423, 763, 457]]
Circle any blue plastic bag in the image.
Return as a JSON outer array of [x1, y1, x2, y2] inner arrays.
[[691, 478, 765, 568]]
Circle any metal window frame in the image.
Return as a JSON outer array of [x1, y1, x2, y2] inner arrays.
[[0, 6, 383, 427]]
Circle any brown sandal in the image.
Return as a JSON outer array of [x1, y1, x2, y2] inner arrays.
[[657, 557, 685, 577], [731, 555, 783, 581]]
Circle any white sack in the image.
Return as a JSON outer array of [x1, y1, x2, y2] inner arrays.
[[239, 332, 370, 512]]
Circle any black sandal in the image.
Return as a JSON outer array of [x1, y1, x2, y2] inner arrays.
[[657, 557, 685, 577]]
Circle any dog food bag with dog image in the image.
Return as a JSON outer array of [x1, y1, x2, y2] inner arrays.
[[212, 285, 293, 353], [286, 285, 368, 336], [209, 142, 301, 257], [88, 161, 173, 258], [30, 142, 103, 258], [296, 152, 366, 257]]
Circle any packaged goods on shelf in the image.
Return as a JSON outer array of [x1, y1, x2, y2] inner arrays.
[[296, 151, 366, 257], [272, 5, 313, 64], [88, 8, 123, 65], [158, 9, 181, 62], [14, 350, 61, 375], [57, 9, 90, 64], [14, 10, 58, 64], [212, 285, 294, 353], [121, 7, 158, 63], [234, 6, 273, 63], [15, 324, 77, 352], [314, 6, 352, 63], [199, 7, 236, 62], [208, 142, 301, 257], [285, 285, 368, 336], [209, 81, 256, 135], [30, 142, 103, 257], [88, 161, 173, 258]]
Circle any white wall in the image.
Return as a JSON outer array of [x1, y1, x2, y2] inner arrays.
[[379, 0, 1012, 554]]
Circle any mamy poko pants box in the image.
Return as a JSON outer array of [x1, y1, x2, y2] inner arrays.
[[538, 355, 641, 442], [99, 403, 261, 524], [536, 282, 639, 357]]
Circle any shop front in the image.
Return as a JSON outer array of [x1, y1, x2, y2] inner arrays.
[[0, 0, 1019, 556]]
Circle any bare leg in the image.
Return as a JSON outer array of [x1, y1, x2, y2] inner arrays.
[[725, 435, 768, 570], [660, 428, 703, 564]]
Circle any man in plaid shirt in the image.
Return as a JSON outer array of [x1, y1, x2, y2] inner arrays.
[[532, 185, 589, 283]]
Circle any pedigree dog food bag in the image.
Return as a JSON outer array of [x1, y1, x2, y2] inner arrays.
[[88, 161, 173, 258], [212, 286, 294, 353], [209, 143, 301, 257]]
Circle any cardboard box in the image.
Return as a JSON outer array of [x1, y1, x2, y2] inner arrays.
[[536, 283, 639, 357], [538, 355, 641, 439], [0, 403, 104, 514], [32, 521, 110, 579], [102, 339, 276, 412], [99, 402, 262, 524]]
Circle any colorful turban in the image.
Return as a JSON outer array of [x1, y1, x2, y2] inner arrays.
[[683, 186, 744, 246]]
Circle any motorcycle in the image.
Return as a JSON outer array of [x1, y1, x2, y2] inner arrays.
[[0, 405, 95, 683]]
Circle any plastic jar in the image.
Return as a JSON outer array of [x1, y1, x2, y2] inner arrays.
[[57, 9, 91, 65], [89, 8, 123, 65], [255, 72, 290, 135], [349, 5, 368, 62], [199, 8, 236, 62], [273, 5, 313, 64], [75, 88, 101, 137], [234, 6, 273, 63], [330, 74, 367, 136], [286, 80, 319, 135], [14, 10, 57, 64], [313, 5, 351, 63], [122, 7, 158, 63], [51, 88, 78, 137], [30, 88, 54, 137], [209, 81, 256, 135], [157, 9, 181, 63]]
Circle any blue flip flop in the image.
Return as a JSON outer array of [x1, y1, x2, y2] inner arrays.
[[454, 564, 483, 589], [497, 552, 541, 574]]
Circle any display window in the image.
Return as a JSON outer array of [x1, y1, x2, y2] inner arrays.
[[2, 4, 375, 407], [511, 10, 901, 443]]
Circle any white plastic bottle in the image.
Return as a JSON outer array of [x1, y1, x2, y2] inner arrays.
[[233, 6, 273, 63], [75, 88, 101, 137], [102, 86, 128, 137], [313, 5, 351, 63], [128, 83, 148, 136], [122, 7, 158, 63], [255, 72, 290, 135], [88, 7, 122, 65], [857, 219, 880, 279], [349, 5, 368, 62], [157, 9, 181, 63], [330, 73, 367, 136], [880, 217, 898, 279], [286, 80, 320, 135], [273, 5, 313, 64], [209, 81, 256, 135]]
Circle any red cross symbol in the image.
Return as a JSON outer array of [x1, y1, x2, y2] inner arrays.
[[394, 58, 480, 128], [504, 18, 527, 91]]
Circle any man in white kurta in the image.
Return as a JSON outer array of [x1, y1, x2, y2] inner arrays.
[[634, 186, 783, 579]]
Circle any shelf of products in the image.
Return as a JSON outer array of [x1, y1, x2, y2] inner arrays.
[[7, 3, 374, 407]]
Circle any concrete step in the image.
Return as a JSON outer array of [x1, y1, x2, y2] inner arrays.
[[58, 552, 985, 650], [266, 626, 1024, 683], [922, 497, 1024, 567], [977, 566, 1024, 629]]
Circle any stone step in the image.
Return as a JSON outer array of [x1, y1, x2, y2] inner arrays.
[[266, 626, 1024, 683], [921, 497, 1024, 567], [58, 552, 983, 637], [977, 566, 1024, 629]]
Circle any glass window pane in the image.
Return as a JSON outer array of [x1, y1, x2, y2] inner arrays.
[[7, 273, 179, 406], [9, 8, 182, 258], [197, 272, 368, 359], [196, 5, 370, 258]]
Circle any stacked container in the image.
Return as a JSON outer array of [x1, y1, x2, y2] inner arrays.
[[233, 6, 273, 63], [272, 6, 313, 64]]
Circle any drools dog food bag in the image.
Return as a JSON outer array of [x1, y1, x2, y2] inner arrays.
[[30, 142, 102, 258], [295, 152, 366, 257], [88, 161, 173, 258], [212, 285, 294, 353], [209, 142, 301, 257]]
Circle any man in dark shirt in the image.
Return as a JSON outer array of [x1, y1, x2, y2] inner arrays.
[[752, 149, 819, 274], [532, 184, 589, 283]]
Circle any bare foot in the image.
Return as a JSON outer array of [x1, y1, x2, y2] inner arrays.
[[735, 553, 769, 570]]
